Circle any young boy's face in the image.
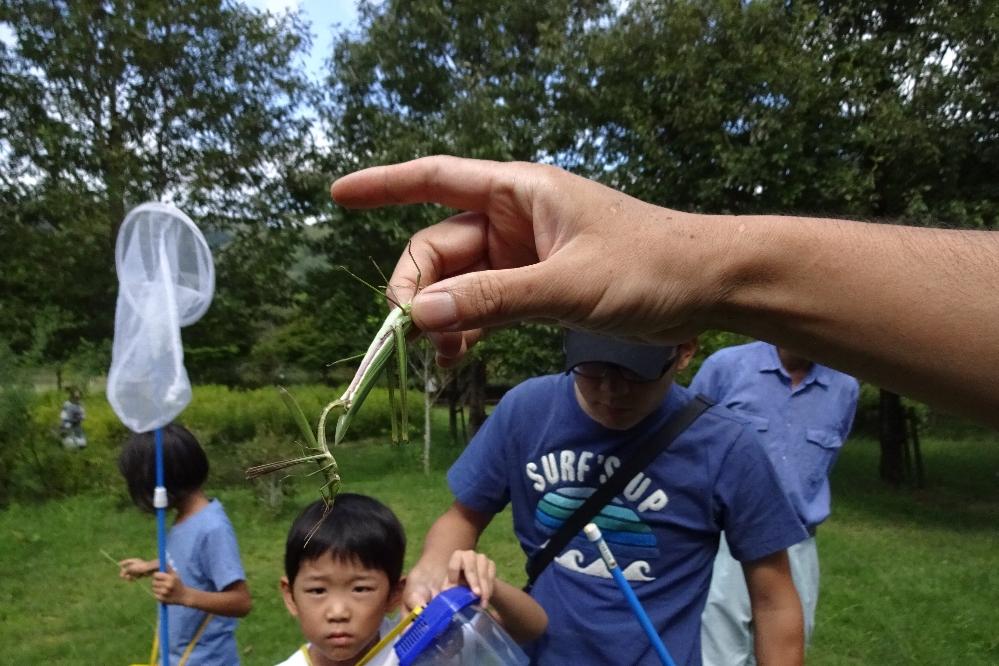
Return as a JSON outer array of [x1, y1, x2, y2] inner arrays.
[[281, 552, 402, 666]]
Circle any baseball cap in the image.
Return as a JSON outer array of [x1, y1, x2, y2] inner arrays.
[[563, 329, 677, 382]]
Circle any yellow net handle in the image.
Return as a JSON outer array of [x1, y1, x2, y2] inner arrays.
[[355, 606, 424, 666], [138, 612, 213, 666]]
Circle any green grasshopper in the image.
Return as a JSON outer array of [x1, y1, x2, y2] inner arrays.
[[245, 253, 418, 508]]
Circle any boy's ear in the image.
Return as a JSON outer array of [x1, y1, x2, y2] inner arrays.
[[674, 339, 699, 373], [387, 575, 406, 611], [280, 576, 299, 618]]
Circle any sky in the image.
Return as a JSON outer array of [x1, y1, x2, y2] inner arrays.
[[244, 0, 362, 78], [1, 3, 361, 78]]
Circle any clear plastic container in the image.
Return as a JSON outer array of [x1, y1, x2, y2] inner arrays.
[[368, 586, 529, 666]]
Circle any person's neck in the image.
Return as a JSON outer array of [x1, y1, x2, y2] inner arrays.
[[777, 349, 813, 388], [174, 490, 210, 524]]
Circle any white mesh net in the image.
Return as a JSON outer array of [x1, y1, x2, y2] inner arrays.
[[107, 202, 215, 433]]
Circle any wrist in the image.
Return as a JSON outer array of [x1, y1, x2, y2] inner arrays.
[[696, 213, 797, 336], [410, 559, 445, 584], [642, 207, 736, 336]]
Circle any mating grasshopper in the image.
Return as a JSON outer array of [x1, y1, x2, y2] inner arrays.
[[245, 252, 419, 508]]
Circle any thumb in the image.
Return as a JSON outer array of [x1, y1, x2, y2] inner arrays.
[[404, 585, 433, 613], [410, 262, 568, 333]]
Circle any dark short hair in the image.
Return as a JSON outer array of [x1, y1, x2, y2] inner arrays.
[[118, 423, 209, 513], [285, 494, 406, 587]]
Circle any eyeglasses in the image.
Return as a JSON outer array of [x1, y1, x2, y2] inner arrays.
[[570, 361, 671, 384]]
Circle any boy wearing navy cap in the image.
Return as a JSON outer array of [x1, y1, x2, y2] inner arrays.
[[405, 330, 807, 666]]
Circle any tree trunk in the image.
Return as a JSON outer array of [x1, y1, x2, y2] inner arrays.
[[447, 377, 464, 445], [423, 375, 432, 475], [907, 407, 925, 488], [878, 389, 908, 484], [467, 359, 487, 436]]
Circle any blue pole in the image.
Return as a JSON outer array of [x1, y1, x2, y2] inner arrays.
[[154, 427, 169, 666], [584, 523, 677, 666]]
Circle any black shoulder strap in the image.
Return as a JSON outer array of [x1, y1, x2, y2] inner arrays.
[[523, 394, 713, 590]]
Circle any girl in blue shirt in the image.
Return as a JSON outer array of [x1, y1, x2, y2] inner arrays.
[[118, 423, 252, 665]]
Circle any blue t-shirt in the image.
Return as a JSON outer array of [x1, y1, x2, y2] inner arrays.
[[691, 342, 859, 530], [165, 498, 246, 665], [448, 374, 806, 666]]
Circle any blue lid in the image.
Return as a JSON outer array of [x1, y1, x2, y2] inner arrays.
[[395, 586, 479, 666]]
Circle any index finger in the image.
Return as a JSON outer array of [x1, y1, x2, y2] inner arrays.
[[330, 156, 506, 212]]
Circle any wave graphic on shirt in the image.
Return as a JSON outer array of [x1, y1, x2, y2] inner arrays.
[[534, 485, 661, 561], [553, 549, 655, 582]]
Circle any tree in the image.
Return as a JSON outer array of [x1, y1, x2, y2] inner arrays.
[[580, 0, 997, 482], [0, 0, 320, 375], [315, 0, 614, 422], [807, 1, 999, 481], [409, 339, 454, 474]]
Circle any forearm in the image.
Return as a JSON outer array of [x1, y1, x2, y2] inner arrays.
[[404, 502, 492, 611], [752, 603, 804, 665], [180, 581, 252, 618], [488, 578, 547, 644], [706, 214, 999, 425], [413, 504, 487, 577], [744, 551, 804, 666]]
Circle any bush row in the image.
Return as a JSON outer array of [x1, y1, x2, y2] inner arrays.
[[0, 383, 424, 505]]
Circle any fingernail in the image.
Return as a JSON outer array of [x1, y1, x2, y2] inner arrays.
[[413, 291, 459, 330]]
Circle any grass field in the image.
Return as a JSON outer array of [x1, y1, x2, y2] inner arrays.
[[0, 423, 996, 664]]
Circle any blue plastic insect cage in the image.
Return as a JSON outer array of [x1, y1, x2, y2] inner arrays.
[[393, 586, 529, 666]]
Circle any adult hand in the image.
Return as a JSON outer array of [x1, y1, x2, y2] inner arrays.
[[331, 156, 723, 366], [332, 155, 999, 427]]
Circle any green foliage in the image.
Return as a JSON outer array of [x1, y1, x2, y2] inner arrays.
[[3, 0, 997, 413], [308, 0, 616, 381], [1, 382, 425, 503], [851, 382, 931, 436], [582, 0, 998, 226], [0, 0, 321, 368], [0, 344, 128, 504], [678, 330, 753, 385], [480, 324, 564, 385], [0, 343, 34, 504]]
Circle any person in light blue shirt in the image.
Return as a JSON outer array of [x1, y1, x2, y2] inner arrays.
[[693, 341, 859, 666], [118, 424, 252, 665]]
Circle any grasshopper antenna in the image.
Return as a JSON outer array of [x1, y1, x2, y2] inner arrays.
[[369, 257, 402, 307], [337, 265, 402, 309], [407, 241, 422, 293], [384, 241, 423, 306]]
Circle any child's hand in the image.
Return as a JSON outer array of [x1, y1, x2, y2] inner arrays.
[[152, 568, 189, 606], [445, 550, 496, 608], [403, 565, 441, 613], [119, 558, 155, 581]]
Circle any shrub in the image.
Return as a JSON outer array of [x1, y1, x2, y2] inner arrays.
[[0, 345, 35, 505], [9, 381, 424, 502]]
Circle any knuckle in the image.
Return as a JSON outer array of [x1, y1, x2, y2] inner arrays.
[[469, 274, 505, 320]]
